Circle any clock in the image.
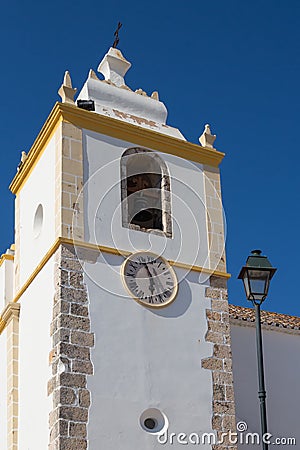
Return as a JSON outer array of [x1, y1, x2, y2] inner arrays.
[[121, 251, 178, 308]]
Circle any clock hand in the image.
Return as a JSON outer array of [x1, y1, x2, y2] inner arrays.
[[143, 263, 155, 295], [143, 263, 153, 277], [151, 267, 166, 294]]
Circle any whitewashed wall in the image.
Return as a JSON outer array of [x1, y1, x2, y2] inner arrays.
[[0, 327, 7, 448], [0, 264, 4, 311], [0, 259, 13, 448], [82, 130, 209, 269], [231, 323, 300, 449], [18, 135, 56, 287], [85, 255, 214, 449], [18, 258, 54, 450]]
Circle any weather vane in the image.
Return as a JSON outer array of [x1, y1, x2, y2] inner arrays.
[[112, 22, 122, 48]]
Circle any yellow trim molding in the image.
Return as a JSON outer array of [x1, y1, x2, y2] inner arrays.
[[13, 237, 230, 302], [0, 253, 14, 267], [62, 237, 131, 257], [10, 102, 225, 195], [13, 237, 62, 304], [61, 238, 230, 278], [169, 260, 231, 278], [0, 316, 6, 333], [0, 236, 230, 335], [10, 113, 63, 195]]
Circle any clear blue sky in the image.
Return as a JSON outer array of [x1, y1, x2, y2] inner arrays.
[[0, 0, 299, 315]]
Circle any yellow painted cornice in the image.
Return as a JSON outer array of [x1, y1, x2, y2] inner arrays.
[[13, 237, 61, 303], [0, 253, 14, 268], [13, 236, 230, 303], [10, 102, 225, 195], [0, 236, 230, 335], [61, 238, 230, 278], [10, 109, 63, 195], [13, 235, 230, 303]]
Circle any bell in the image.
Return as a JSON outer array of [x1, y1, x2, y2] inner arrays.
[[132, 194, 153, 223], [133, 210, 153, 223]]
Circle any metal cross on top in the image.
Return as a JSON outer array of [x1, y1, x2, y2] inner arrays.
[[112, 22, 122, 48]]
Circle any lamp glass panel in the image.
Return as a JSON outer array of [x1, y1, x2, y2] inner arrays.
[[248, 269, 270, 299], [242, 272, 251, 298]]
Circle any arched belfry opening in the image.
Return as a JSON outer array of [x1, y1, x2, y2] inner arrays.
[[121, 148, 172, 237]]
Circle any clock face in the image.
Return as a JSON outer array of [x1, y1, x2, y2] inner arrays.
[[121, 252, 178, 308]]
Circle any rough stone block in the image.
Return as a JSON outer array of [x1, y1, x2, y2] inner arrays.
[[205, 288, 221, 299], [79, 389, 91, 408], [211, 300, 229, 313], [213, 384, 226, 401], [225, 385, 235, 402], [61, 258, 82, 272], [72, 360, 94, 375], [60, 437, 87, 450], [69, 271, 84, 289], [71, 331, 94, 347], [223, 358, 232, 373], [59, 406, 88, 422], [58, 373, 86, 389], [61, 244, 77, 259], [213, 400, 235, 415], [206, 310, 221, 321], [213, 344, 231, 359], [69, 422, 87, 438], [53, 300, 70, 317], [205, 330, 223, 344], [202, 357, 223, 371], [210, 276, 228, 289], [60, 286, 88, 304], [58, 314, 90, 332], [208, 320, 227, 334], [59, 343, 90, 360], [212, 371, 233, 386], [222, 414, 236, 431], [49, 419, 68, 440], [212, 414, 222, 430], [53, 328, 70, 347], [70, 304, 89, 317], [54, 387, 77, 406]]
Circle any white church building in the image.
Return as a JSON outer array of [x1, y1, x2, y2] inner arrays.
[[0, 46, 299, 449]]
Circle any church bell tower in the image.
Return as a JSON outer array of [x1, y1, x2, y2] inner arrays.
[[0, 45, 237, 449]]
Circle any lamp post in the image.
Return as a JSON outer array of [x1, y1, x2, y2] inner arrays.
[[238, 250, 277, 450]]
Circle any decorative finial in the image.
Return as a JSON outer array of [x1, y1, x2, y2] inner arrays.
[[151, 91, 159, 101], [112, 22, 122, 48], [135, 88, 147, 96], [97, 47, 131, 87], [17, 151, 27, 171], [199, 124, 217, 149], [58, 71, 77, 104], [88, 69, 99, 81]]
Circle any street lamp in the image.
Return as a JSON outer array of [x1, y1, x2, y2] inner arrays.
[[238, 250, 277, 450]]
